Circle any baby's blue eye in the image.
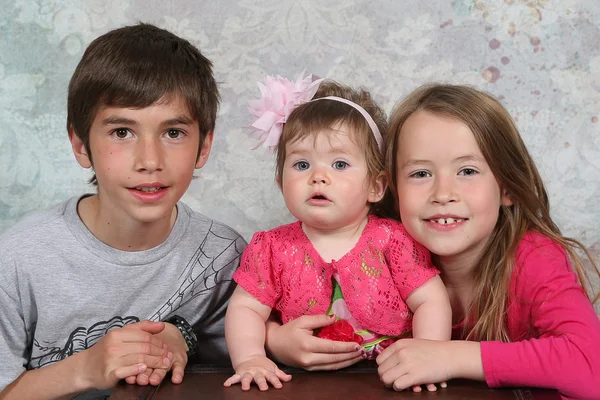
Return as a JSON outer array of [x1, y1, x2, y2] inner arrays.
[[333, 161, 348, 170], [294, 161, 310, 171]]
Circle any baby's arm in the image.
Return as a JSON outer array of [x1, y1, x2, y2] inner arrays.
[[405, 275, 452, 341], [223, 286, 291, 391]]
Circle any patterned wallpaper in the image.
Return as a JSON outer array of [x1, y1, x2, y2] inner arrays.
[[0, 0, 598, 296]]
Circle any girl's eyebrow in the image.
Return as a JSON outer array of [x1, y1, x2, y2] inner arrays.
[[400, 154, 485, 169]]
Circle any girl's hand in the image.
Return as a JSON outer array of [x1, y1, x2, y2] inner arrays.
[[265, 314, 363, 371], [376, 339, 453, 392], [124, 322, 188, 386], [223, 356, 292, 391]]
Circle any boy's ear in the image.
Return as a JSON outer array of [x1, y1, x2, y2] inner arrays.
[[368, 172, 387, 203], [501, 187, 513, 206], [195, 131, 214, 169], [68, 126, 92, 169]]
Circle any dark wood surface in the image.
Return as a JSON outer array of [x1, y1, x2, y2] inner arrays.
[[109, 365, 562, 400]]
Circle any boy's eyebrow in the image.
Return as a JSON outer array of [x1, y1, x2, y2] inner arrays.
[[101, 115, 195, 126]]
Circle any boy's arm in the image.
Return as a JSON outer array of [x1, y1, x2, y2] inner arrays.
[[0, 321, 171, 400], [223, 285, 291, 391], [405, 275, 452, 341]]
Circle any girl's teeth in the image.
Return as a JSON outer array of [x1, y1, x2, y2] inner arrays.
[[435, 218, 462, 224]]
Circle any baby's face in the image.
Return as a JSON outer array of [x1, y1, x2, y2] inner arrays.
[[280, 123, 377, 231]]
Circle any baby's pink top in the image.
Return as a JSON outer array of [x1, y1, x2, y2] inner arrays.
[[453, 231, 600, 400], [234, 215, 439, 336]]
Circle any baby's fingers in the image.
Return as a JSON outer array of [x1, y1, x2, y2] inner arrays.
[[275, 368, 292, 382], [223, 373, 241, 387]]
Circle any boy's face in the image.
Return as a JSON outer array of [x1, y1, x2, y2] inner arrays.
[[70, 95, 211, 225]]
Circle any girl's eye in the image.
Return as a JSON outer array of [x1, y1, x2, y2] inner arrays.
[[409, 170, 431, 179], [458, 168, 478, 176], [333, 161, 348, 170], [166, 129, 184, 139], [112, 128, 132, 139], [294, 161, 310, 171]]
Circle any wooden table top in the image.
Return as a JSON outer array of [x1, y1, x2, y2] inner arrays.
[[109, 364, 562, 400]]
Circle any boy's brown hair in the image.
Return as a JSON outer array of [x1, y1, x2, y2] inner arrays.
[[67, 23, 220, 185]]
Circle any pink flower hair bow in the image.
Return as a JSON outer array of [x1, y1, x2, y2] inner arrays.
[[247, 70, 324, 152]]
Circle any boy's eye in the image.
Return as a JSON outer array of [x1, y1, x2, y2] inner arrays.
[[112, 128, 132, 139], [293, 161, 310, 171], [409, 170, 431, 179], [333, 161, 348, 170], [166, 129, 184, 139], [458, 168, 477, 176]]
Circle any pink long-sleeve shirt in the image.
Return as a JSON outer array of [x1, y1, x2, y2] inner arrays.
[[460, 231, 600, 400]]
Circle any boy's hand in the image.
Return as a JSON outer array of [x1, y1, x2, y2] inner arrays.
[[78, 320, 172, 390], [124, 322, 188, 386], [223, 356, 291, 391], [376, 338, 451, 392], [266, 314, 363, 370]]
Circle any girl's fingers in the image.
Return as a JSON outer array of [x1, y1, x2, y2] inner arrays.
[[411, 385, 422, 392], [310, 337, 362, 354], [306, 355, 362, 371], [426, 383, 438, 391], [440, 381, 448, 388]]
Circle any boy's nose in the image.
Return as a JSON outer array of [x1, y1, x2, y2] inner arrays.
[[135, 138, 164, 172]]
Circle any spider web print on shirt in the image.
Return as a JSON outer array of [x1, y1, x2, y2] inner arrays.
[[149, 221, 244, 321]]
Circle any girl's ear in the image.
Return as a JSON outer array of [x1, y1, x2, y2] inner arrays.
[[69, 126, 92, 169], [501, 187, 513, 206], [368, 172, 387, 203]]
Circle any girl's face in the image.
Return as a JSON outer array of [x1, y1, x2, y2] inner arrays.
[[395, 110, 512, 267], [280, 123, 384, 232]]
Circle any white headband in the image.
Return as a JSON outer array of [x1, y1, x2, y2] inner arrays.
[[310, 96, 383, 152]]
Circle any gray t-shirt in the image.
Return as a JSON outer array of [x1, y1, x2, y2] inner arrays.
[[0, 196, 246, 390]]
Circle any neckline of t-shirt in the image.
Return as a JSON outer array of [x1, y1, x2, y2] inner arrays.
[[63, 195, 190, 266]]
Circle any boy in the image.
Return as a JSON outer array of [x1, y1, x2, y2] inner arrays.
[[0, 23, 245, 399]]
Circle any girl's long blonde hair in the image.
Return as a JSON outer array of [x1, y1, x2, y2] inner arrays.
[[385, 83, 599, 342]]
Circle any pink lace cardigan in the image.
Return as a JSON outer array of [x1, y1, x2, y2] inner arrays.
[[233, 215, 439, 335]]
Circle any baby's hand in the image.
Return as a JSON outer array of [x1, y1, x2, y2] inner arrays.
[[223, 356, 292, 391]]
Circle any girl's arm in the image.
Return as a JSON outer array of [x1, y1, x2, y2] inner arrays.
[[223, 286, 291, 391], [478, 238, 600, 400]]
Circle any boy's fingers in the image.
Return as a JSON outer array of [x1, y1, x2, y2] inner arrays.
[[120, 353, 171, 370], [170, 360, 186, 384], [148, 368, 168, 385], [112, 363, 147, 381]]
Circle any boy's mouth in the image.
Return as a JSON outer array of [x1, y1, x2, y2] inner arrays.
[[135, 187, 165, 193]]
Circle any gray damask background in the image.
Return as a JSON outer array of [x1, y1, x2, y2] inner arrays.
[[0, 0, 598, 298]]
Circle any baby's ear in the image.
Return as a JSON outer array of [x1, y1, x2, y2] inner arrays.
[[368, 172, 387, 203], [275, 175, 283, 192]]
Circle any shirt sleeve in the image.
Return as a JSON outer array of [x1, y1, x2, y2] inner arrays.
[[232, 231, 281, 308], [0, 258, 28, 390], [387, 225, 440, 300], [481, 238, 600, 400]]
